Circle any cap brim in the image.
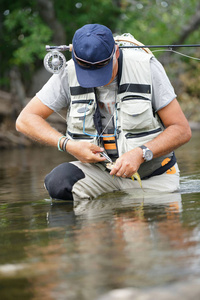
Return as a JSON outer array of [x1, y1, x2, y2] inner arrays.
[[73, 57, 113, 88]]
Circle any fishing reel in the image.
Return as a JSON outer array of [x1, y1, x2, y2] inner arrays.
[[43, 34, 151, 75], [43, 45, 72, 74]]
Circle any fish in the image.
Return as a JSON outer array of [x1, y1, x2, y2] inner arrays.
[[106, 162, 143, 189]]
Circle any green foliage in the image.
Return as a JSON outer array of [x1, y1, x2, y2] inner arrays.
[[4, 8, 52, 66], [54, 0, 121, 41], [0, 0, 199, 96], [117, 0, 200, 45]]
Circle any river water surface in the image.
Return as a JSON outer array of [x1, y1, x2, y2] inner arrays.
[[0, 131, 200, 300]]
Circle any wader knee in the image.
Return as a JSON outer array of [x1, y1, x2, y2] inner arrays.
[[44, 162, 85, 200]]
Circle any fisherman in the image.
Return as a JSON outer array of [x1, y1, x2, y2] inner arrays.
[[16, 24, 191, 200]]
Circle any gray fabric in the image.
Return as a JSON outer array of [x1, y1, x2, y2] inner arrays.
[[71, 161, 180, 200], [36, 68, 70, 112], [150, 58, 177, 111]]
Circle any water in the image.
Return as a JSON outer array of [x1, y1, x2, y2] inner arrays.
[[0, 131, 200, 300]]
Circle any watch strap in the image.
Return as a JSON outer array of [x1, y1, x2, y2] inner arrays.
[[139, 145, 147, 150]]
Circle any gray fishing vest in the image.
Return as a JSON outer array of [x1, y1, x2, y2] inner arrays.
[[66, 49, 175, 179]]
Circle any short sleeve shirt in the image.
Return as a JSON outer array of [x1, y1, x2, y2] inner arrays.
[[36, 68, 70, 112]]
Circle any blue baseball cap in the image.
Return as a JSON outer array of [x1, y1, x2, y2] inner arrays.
[[72, 24, 115, 88]]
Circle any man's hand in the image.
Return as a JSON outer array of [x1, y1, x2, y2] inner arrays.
[[109, 147, 144, 178], [110, 98, 192, 179], [66, 140, 106, 163]]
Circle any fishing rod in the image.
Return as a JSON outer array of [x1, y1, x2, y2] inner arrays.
[[44, 43, 200, 74], [45, 44, 200, 51]]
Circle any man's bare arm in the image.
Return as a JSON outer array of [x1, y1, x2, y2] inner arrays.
[[145, 98, 192, 157], [16, 96, 106, 163], [16, 96, 61, 146]]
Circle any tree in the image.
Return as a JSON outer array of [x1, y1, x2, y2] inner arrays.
[[1, 0, 200, 96]]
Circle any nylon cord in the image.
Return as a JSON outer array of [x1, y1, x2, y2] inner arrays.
[[152, 49, 200, 61]]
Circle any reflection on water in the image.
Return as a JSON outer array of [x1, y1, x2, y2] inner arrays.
[[0, 132, 200, 300]]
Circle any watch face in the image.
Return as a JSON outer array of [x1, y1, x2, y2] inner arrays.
[[145, 149, 153, 161]]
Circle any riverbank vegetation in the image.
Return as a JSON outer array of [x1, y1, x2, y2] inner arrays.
[[0, 0, 200, 148]]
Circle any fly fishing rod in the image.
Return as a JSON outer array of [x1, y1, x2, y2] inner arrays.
[[45, 43, 200, 51], [44, 43, 200, 74]]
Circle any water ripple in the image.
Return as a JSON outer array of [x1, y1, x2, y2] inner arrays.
[[180, 175, 200, 194]]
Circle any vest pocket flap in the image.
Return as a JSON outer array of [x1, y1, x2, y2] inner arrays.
[[70, 106, 91, 117], [68, 99, 96, 131], [70, 100, 95, 117], [121, 101, 150, 116]]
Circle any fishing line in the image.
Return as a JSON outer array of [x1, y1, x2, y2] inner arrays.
[[95, 84, 133, 145], [95, 106, 117, 144], [55, 111, 66, 121], [152, 49, 200, 61]]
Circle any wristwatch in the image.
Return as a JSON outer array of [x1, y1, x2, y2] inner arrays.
[[139, 145, 153, 162]]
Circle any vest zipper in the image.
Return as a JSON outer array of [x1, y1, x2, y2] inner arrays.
[[67, 131, 93, 140], [72, 99, 94, 104], [122, 95, 150, 101], [125, 127, 161, 138]]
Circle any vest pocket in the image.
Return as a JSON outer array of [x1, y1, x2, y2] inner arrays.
[[124, 128, 162, 151], [69, 99, 96, 131], [120, 99, 153, 130]]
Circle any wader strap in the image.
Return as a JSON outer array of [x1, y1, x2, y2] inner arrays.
[[102, 135, 118, 159], [117, 49, 123, 88], [93, 90, 103, 145], [141, 152, 176, 180]]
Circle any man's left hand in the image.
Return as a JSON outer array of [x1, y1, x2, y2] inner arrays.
[[109, 147, 144, 178]]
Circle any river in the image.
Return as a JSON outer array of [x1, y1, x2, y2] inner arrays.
[[0, 131, 200, 300]]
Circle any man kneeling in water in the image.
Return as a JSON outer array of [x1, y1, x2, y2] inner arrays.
[[16, 24, 191, 200]]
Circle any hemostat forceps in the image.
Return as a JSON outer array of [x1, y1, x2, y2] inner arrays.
[[100, 151, 113, 163]]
